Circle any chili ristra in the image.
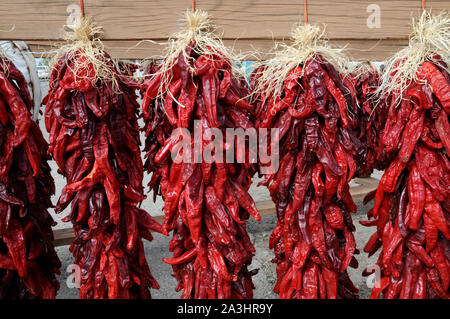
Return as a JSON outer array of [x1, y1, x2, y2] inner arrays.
[[252, 33, 360, 298], [362, 54, 450, 299], [348, 65, 391, 177], [0, 56, 61, 299], [142, 10, 260, 299], [43, 18, 162, 299]]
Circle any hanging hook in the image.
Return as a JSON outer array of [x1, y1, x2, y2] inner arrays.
[[79, 0, 85, 18], [304, 0, 308, 24]]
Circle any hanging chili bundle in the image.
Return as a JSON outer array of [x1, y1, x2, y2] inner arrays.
[[142, 10, 260, 299], [43, 18, 162, 299], [0, 56, 61, 298], [362, 12, 450, 299], [252, 24, 360, 299], [348, 64, 391, 177]]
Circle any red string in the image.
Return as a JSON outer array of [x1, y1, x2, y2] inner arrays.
[[304, 0, 308, 24], [192, 0, 196, 12], [79, 0, 85, 18], [421, 0, 426, 12]]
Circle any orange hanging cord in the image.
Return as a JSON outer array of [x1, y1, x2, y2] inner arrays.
[[79, 0, 85, 18], [192, 0, 196, 12], [421, 0, 426, 12], [304, 0, 308, 24]]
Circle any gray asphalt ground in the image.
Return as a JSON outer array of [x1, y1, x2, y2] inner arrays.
[[38, 81, 380, 299]]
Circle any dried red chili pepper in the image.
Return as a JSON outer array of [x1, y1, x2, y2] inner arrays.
[[347, 64, 391, 177], [251, 25, 360, 298], [0, 56, 61, 299], [43, 19, 161, 299], [143, 10, 260, 299], [362, 53, 450, 299]]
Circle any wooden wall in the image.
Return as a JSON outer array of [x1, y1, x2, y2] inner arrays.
[[1, 1, 448, 60]]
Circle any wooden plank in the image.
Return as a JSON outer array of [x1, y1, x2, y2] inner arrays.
[[1, 1, 448, 41], [28, 38, 409, 61], [52, 227, 75, 247], [351, 177, 379, 201], [354, 177, 380, 186], [53, 177, 379, 246]]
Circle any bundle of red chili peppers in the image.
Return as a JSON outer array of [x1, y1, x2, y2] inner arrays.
[[252, 25, 360, 298], [362, 12, 450, 299], [0, 56, 61, 298], [43, 19, 162, 299], [348, 65, 391, 177], [362, 57, 450, 299], [142, 10, 260, 299]]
